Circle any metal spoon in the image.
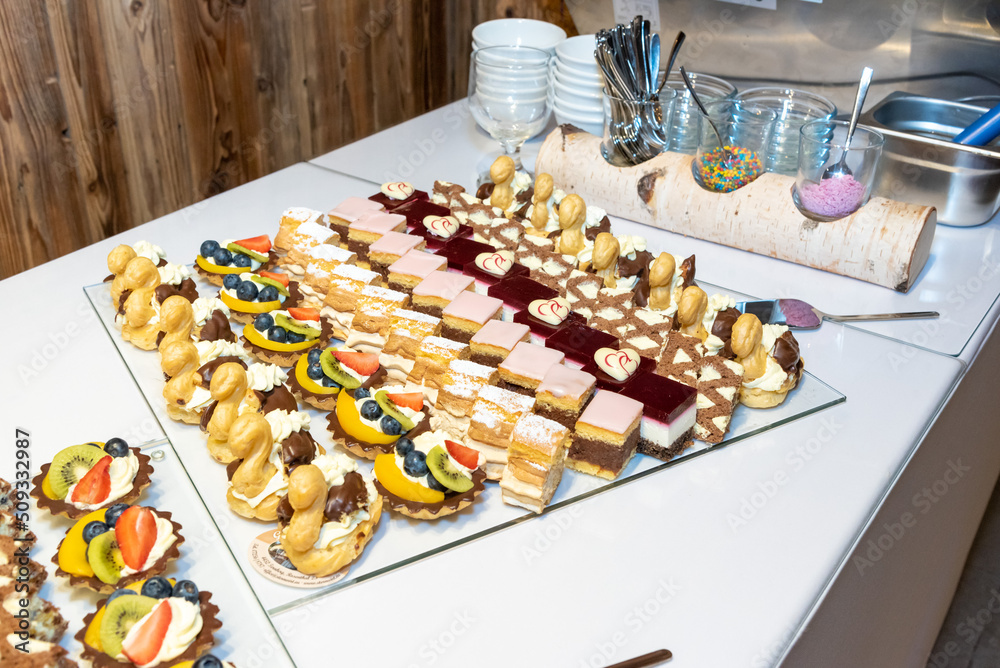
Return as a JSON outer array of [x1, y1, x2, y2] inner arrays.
[[679, 66, 732, 162], [656, 31, 685, 95], [822, 66, 874, 180]]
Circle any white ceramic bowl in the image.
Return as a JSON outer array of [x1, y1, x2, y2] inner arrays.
[[552, 67, 603, 93], [555, 61, 603, 86], [552, 78, 603, 109], [473, 46, 550, 69], [473, 19, 567, 52], [476, 80, 550, 101], [552, 105, 603, 135], [555, 34, 599, 71], [553, 94, 603, 116]]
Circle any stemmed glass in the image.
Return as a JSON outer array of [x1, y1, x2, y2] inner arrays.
[[468, 45, 552, 173]]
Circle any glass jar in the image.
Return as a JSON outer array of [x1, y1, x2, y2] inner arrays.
[[735, 87, 837, 176], [600, 88, 677, 166], [792, 120, 885, 221], [662, 71, 737, 154], [692, 100, 776, 193]]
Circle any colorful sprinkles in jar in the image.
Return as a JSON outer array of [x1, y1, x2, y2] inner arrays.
[[694, 146, 764, 193]]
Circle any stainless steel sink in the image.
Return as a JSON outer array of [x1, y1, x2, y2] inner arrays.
[[860, 92, 1000, 227]]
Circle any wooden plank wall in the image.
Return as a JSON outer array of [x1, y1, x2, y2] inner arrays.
[[0, 0, 575, 279]]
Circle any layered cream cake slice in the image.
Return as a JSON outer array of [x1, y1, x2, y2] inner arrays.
[[693, 355, 745, 444], [497, 341, 566, 396], [326, 196, 384, 241], [406, 335, 470, 392], [535, 364, 596, 429], [466, 385, 535, 480], [500, 413, 571, 513], [346, 210, 407, 264], [368, 231, 426, 279], [344, 285, 409, 353], [568, 390, 643, 480], [386, 250, 447, 294], [274, 207, 339, 269], [380, 309, 441, 382], [440, 291, 503, 344], [433, 359, 498, 437], [300, 244, 357, 291], [621, 372, 698, 461], [411, 271, 475, 318], [469, 319, 530, 367], [321, 263, 381, 337]]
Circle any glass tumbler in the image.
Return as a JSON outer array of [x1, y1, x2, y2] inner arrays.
[[662, 71, 737, 154], [692, 100, 776, 193], [735, 87, 837, 176], [600, 88, 677, 166], [792, 120, 884, 222]]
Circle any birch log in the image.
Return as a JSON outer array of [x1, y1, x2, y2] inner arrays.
[[535, 126, 936, 292]]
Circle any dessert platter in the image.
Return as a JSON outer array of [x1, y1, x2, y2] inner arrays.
[[82, 158, 843, 613]]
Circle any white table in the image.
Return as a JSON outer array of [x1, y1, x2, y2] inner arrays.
[[1, 102, 995, 667]]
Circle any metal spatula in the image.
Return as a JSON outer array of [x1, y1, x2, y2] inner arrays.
[[736, 298, 939, 330]]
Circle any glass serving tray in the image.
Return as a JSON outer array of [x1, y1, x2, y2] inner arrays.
[[85, 274, 844, 615]]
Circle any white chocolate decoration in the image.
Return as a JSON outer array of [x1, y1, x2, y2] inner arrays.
[[381, 181, 415, 200], [475, 250, 515, 277], [528, 297, 571, 326], [423, 214, 460, 238], [594, 347, 640, 382]]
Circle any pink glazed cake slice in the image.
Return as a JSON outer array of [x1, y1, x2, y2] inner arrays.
[[497, 341, 566, 395], [441, 291, 503, 344], [568, 389, 643, 480]]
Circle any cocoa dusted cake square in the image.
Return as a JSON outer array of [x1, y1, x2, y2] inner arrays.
[[568, 389, 643, 480]]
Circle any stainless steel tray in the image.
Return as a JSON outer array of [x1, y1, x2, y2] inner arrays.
[[859, 92, 1000, 227]]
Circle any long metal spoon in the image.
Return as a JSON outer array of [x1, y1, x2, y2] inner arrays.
[[679, 66, 731, 161], [822, 66, 874, 180], [656, 31, 685, 95]]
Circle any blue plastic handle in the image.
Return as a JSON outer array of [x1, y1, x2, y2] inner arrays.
[[954, 102, 1000, 146]]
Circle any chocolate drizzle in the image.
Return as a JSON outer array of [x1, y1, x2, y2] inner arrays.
[[155, 278, 199, 304], [281, 431, 318, 470], [199, 309, 236, 343], [619, 249, 654, 308], [773, 331, 802, 374], [475, 183, 495, 201], [585, 215, 613, 242], [711, 307, 741, 358], [255, 386, 298, 414], [680, 255, 696, 288], [324, 471, 368, 523], [197, 357, 248, 389], [276, 496, 293, 523]]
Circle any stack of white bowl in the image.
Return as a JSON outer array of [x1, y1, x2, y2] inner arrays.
[[551, 34, 604, 135], [472, 18, 566, 54]]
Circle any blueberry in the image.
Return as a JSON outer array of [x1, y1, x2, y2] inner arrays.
[[236, 280, 258, 301], [106, 588, 137, 604], [193, 656, 223, 668], [140, 576, 173, 599], [381, 416, 402, 435], [103, 437, 130, 458], [232, 253, 252, 268], [212, 248, 233, 266], [171, 580, 200, 604], [223, 273, 241, 291], [285, 331, 305, 344], [360, 400, 383, 420], [82, 521, 109, 543], [321, 375, 341, 388], [354, 388, 371, 399], [104, 503, 129, 526], [257, 285, 278, 302], [307, 349, 323, 365], [426, 472, 448, 492], [200, 240, 220, 258], [254, 313, 274, 332], [307, 362, 324, 380], [268, 326, 287, 343], [395, 437, 415, 457], [404, 450, 428, 477]]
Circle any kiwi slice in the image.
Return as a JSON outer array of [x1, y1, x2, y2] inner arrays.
[[375, 390, 417, 432], [274, 313, 320, 339], [426, 446, 473, 493], [87, 531, 124, 585], [253, 275, 290, 297], [320, 350, 361, 390], [48, 445, 108, 499], [100, 594, 159, 657], [226, 242, 268, 263]]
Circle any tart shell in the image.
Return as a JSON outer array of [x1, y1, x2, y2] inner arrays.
[[374, 467, 487, 520], [195, 250, 278, 286], [30, 449, 154, 520], [238, 305, 332, 367]]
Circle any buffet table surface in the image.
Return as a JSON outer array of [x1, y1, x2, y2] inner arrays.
[[2, 100, 998, 667]]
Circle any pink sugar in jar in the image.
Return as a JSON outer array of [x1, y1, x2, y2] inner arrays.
[[792, 119, 884, 222]]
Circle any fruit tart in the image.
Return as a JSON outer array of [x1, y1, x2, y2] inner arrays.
[[54, 503, 183, 594], [218, 270, 302, 324], [32, 440, 153, 520], [76, 577, 222, 668], [239, 306, 332, 368], [169, 655, 235, 668], [275, 453, 382, 577], [373, 431, 487, 520], [194, 236, 276, 285], [286, 345, 383, 411], [327, 382, 431, 460]]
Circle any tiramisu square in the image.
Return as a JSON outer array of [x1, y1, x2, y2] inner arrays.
[[497, 341, 565, 395], [469, 319, 530, 367], [569, 390, 642, 480], [535, 364, 596, 429]]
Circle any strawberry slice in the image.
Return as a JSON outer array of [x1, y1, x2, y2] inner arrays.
[[386, 392, 423, 412], [235, 234, 271, 253], [446, 440, 481, 470], [259, 270, 289, 288], [70, 456, 112, 505], [333, 350, 379, 376], [287, 307, 320, 322], [122, 599, 172, 665], [116, 506, 157, 570]]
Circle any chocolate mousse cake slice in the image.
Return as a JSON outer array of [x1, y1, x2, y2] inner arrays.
[[568, 390, 643, 480], [467, 385, 536, 480], [497, 341, 566, 395], [469, 319, 531, 367], [694, 355, 745, 444], [535, 364, 596, 429], [500, 413, 571, 513], [620, 372, 697, 460], [386, 250, 447, 294], [656, 331, 705, 388], [440, 291, 503, 343]]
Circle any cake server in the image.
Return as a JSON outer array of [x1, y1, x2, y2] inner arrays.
[[735, 298, 938, 330], [607, 649, 673, 667]]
